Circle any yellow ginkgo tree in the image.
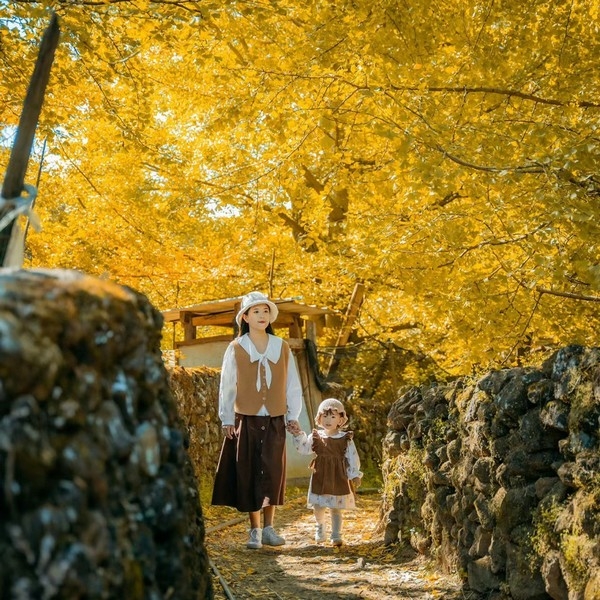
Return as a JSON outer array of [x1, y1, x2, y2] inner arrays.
[[1, 0, 599, 375]]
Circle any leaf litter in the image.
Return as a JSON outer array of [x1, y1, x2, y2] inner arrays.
[[204, 490, 465, 600]]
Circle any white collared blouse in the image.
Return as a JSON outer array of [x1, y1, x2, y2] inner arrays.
[[218, 333, 303, 426]]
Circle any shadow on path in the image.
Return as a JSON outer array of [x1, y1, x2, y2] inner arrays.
[[206, 492, 466, 600]]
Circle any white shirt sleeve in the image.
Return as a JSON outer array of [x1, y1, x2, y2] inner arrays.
[[218, 343, 237, 426], [292, 431, 314, 455], [345, 438, 363, 480], [285, 345, 303, 422]]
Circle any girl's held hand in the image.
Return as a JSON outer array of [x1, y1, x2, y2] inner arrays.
[[286, 420, 301, 436], [352, 477, 362, 488], [222, 425, 236, 439]]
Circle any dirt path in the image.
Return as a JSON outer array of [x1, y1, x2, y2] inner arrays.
[[204, 490, 465, 599]]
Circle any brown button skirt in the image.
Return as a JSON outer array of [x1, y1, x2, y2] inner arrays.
[[211, 414, 287, 512]]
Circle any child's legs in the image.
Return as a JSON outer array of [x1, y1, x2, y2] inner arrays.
[[313, 505, 327, 525], [313, 505, 327, 542], [330, 508, 343, 539]]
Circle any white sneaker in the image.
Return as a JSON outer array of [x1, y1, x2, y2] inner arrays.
[[262, 525, 285, 546], [247, 528, 262, 549], [315, 524, 326, 543]]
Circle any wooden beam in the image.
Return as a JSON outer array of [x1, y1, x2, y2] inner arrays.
[[187, 313, 301, 328], [188, 313, 237, 327], [175, 334, 232, 348], [0, 14, 60, 265], [286, 338, 305, 350]]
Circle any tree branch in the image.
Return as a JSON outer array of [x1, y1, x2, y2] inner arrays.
[[436, 144, 544, 174], [437, 223, 548, 268], [389, 84, 600, 109], [536, 287, 600, 303]]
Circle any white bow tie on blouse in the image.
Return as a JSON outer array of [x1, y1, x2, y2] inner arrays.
[[240, 334, 283, 391]]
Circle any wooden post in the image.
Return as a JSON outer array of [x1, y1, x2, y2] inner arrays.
[[0, 14, 60, 266], [182, 312, 196, 342], [288, 315, 303, 339], [305, 320, 317, 345]]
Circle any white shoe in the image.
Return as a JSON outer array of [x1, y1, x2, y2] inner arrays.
[[247, 528, 262, 549], [262, 525, 285, 546], [315, 524, 326, 543]]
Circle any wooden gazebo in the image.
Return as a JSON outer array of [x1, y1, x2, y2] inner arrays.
[[162, 295, 335, 425]]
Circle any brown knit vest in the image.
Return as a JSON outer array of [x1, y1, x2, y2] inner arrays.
[[233, 338, 289, 416]]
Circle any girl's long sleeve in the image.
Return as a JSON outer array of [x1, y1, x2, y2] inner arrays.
[[292, 431, 314, 455], [285, 345, 303, 422], [345, 439, 363, 480], [218, 343, 237, 426]]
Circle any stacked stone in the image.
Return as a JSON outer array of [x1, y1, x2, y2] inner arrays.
[[382, 346, 599, 600], [0, 269, 212, 599], [168, 366, 221, 484]]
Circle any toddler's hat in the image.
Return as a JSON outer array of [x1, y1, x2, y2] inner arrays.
[[316, 397, 348, 426]]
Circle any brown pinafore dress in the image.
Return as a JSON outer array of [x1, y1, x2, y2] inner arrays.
[[309, 430, 354, 496]]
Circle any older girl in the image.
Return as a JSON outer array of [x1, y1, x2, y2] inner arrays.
[[211, 291, 303, 549]]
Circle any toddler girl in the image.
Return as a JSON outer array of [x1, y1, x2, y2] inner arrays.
[[289, 398, 362, 546]]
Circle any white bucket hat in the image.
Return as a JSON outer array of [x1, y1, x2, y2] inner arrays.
[[315, 398, 348, 426], [235, 291, 279, 327]]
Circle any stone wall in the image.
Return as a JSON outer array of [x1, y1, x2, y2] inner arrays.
[[167, 366, 221, 485], [0, 269, 213, 599], [381, 345, 600, 600]]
